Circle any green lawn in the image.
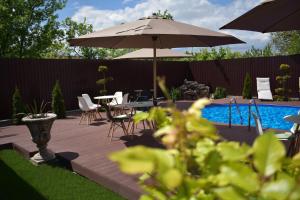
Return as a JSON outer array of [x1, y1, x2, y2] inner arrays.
[[0, 150, 125, 200]]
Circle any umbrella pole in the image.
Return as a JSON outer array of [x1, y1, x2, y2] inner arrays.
[[153, 36, 157, 105]]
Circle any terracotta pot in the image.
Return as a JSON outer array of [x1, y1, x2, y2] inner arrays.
[[22, 113, 56, 164]]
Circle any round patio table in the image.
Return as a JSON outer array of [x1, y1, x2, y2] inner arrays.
[[94, 95, 117, 104]]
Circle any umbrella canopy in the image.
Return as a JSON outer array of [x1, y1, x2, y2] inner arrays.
[[114, 48, 191, 59], [69, 15, 244, 100], [220, 0, 300, 32]]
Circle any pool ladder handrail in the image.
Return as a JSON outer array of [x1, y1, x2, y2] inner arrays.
[[228, 97, 243, 128], [248, 98, 262, 131]]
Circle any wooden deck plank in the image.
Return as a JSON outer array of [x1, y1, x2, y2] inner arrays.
[[1, 98, 299, 200]]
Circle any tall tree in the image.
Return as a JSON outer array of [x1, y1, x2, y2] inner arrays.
[[271, 31, 300, 55], [47, 17, 130, 59], [243, 44, 274, 58], [0, 0, 66, 58]]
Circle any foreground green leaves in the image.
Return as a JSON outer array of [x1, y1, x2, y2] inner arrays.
[[253, 132, 286, 176], [111, 98, 300, 200]]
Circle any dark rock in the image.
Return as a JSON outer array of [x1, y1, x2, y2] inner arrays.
[[179, 79, 210, 100]]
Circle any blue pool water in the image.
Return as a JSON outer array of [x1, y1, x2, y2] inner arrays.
[[202, 104, 300, 130]]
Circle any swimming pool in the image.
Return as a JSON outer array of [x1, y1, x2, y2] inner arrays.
[[202, 104, 300, 130]]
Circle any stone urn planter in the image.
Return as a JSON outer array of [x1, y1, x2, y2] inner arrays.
[[22, 113, 57, 164]]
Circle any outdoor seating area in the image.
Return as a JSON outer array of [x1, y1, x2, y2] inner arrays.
[[77, 91, 155, 139], [1, 0, 300, 200]]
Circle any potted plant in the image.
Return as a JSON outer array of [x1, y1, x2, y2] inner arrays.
[[21, 101, 56, 164]]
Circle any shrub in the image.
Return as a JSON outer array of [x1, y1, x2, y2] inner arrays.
[[12, 86, 25, 124], [51, 80, 66, 119], [242, 73, 252, 99], [213, 87, 227, 99], [274, 64, 291, 101], [96, 65, 113, 95], [170, 87, 181, 101]]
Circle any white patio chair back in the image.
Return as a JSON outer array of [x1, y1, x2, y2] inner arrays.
[[82, 94, 94, 108], [122, 93, 129, 104], [252, 112, 264, 136], [109, 91, 123, 105], [115, 91, 123, 104], [78, 96, 91, 112], [256, 77, 273, 100]]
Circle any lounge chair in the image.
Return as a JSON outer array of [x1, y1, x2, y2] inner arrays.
[[77, 96, 97, 125], [256, 77, 273, 100], [82, 94, 102, 119]]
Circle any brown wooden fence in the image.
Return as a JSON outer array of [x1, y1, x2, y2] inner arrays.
[[189, 54, 300, 96], [0, 59, 191, 119], [1, 54, 300, 119]]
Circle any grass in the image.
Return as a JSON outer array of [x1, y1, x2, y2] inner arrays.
[[0, 150, 125, 200]]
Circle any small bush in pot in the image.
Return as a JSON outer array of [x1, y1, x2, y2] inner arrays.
[[22, 100, 57, 164]]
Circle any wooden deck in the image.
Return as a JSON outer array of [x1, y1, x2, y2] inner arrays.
[[0, 98, 298, 200]]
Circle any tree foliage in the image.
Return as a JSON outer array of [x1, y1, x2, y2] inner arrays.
[[0, 0, 66, 58], [44, 17, 131, 59], [243, 44, 274, 58], [271, 31, 300, 55], [184, 45, 274, 61], [153, 10, 173, 20]]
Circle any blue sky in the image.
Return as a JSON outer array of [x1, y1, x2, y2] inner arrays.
[[58, 0, 233, 20], [57, 0, 269, 52], [58, 0, 140, 20]]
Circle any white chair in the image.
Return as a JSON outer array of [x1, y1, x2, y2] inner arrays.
[[78, 96, 96, 125], [256, 77, 273, 100], [122, 93, 129, 104], [82, 93, 102, 118], [108, 91, 123, 106], [113, 93, 130, 115], [252, 112, 293, 140], [100, 102, 130, 141]]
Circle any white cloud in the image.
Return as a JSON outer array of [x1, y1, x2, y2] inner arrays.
[[71, 0, 271, 52]]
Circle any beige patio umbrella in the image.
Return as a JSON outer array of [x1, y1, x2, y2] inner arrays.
[[69, 15, 244, 100], [220, 0, 300, 32], [114, 48, 191, 59]]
